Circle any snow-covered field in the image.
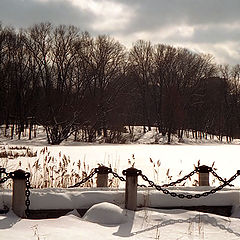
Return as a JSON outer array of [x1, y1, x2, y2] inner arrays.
[[1, 143, 240, 188], [1, 127, 240, 187], [1, 129, 240, 239]]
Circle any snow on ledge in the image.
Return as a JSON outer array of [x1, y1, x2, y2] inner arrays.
[[0, 187, 239, 210]]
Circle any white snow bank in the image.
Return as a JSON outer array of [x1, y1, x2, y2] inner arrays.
[[1, 207, 240, 239], [83, 202, 127, 225], [231, 205, 240, 218]]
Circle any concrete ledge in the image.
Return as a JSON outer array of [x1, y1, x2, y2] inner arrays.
[[27, 209, 88, 219], [0, 206, 232, 219]]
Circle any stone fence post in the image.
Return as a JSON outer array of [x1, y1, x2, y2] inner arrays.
[[198, 165, 211, 186], [96, 166, 110, 187], [123, 167, 141, 211], [11, 169, 28, 218]]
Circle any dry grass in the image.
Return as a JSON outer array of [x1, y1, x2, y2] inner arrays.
[[0, 146, 37, 159], [27, 147, 94, 188], [0, 146, 123, 189], [26, 147, 121, 189], [0, 145, 220, 189]]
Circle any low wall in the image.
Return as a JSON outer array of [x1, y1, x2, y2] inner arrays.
[[1, 187, 239, 218]]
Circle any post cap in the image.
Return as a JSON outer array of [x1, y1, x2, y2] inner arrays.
[[122, 167, 141, 176], [197, 165, 212, 173], [96, 166, 112, 174], [10, 169, 28, 180]]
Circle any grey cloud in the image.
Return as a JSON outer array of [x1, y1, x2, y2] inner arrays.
[[191, 26, 240, 44], [162, 25, 240, 44], [0, 0, 94, 30], [0, 0, 239, 64], [213, 45, 240, 65], [116, 0, 240, 33]]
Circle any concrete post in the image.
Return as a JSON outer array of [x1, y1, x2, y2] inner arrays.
[[11, 169, 27, 218], [123, 167, 141, 211], [96, 166, 110, 187], [198, 165, 211, 186]]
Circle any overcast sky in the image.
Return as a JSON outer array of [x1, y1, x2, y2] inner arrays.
[[0, 0, 240, 65]]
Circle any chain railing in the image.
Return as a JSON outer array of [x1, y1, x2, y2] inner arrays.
[[139, 170, 240, 199], [68, 166, 149, 188], [67, 166, 239, 190], [161, 166, 234, 188], [68, 167, 127, 188], [1, 165, 240, 217]]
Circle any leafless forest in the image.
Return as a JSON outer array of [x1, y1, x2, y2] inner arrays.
[[0, 23, 240, 144]]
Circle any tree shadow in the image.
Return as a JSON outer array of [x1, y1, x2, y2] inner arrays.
[[0, 211, 20, 229], [130, 213, 240, 238]]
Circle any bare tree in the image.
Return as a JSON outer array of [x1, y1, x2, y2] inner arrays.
[[25, 23, 84, 144], [129, 40, 154, 133], [79, 35, 127, 141]]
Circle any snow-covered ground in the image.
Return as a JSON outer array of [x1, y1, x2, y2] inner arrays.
[[1, 128, 240, 239], [1, 203, 240, 240]]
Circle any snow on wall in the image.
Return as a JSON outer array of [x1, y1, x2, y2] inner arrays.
[[1, 187, 239, 210]]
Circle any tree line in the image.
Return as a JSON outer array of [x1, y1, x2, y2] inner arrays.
[[0, 22, 240, 144]]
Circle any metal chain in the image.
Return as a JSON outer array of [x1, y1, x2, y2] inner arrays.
[[111, 170, 149, 187], [139, 170, 240, 199], [68, 167, 148, 188], [25, 172, 31, 217], [159, 167, 234, 188], [68, 168, 97, 188], [0, 168, 11, 184], [111, 171, 126, 182], [0, 175, 11, 184], [137, 183, 148, 187], [210, 169, 234, 186], [161, 169, 198, 187]]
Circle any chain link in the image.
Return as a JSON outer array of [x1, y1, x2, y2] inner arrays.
[[111, 171, 126, 182], [161, 169, 198, 187], [111, 170, 149, 187], [0, 167, 6, 174], [68, 168, 97, 188], [0, 168, 11, 184], [25, 173, 31, 217], [139, 170, 240, 199], [210, 169, 234, 186]]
